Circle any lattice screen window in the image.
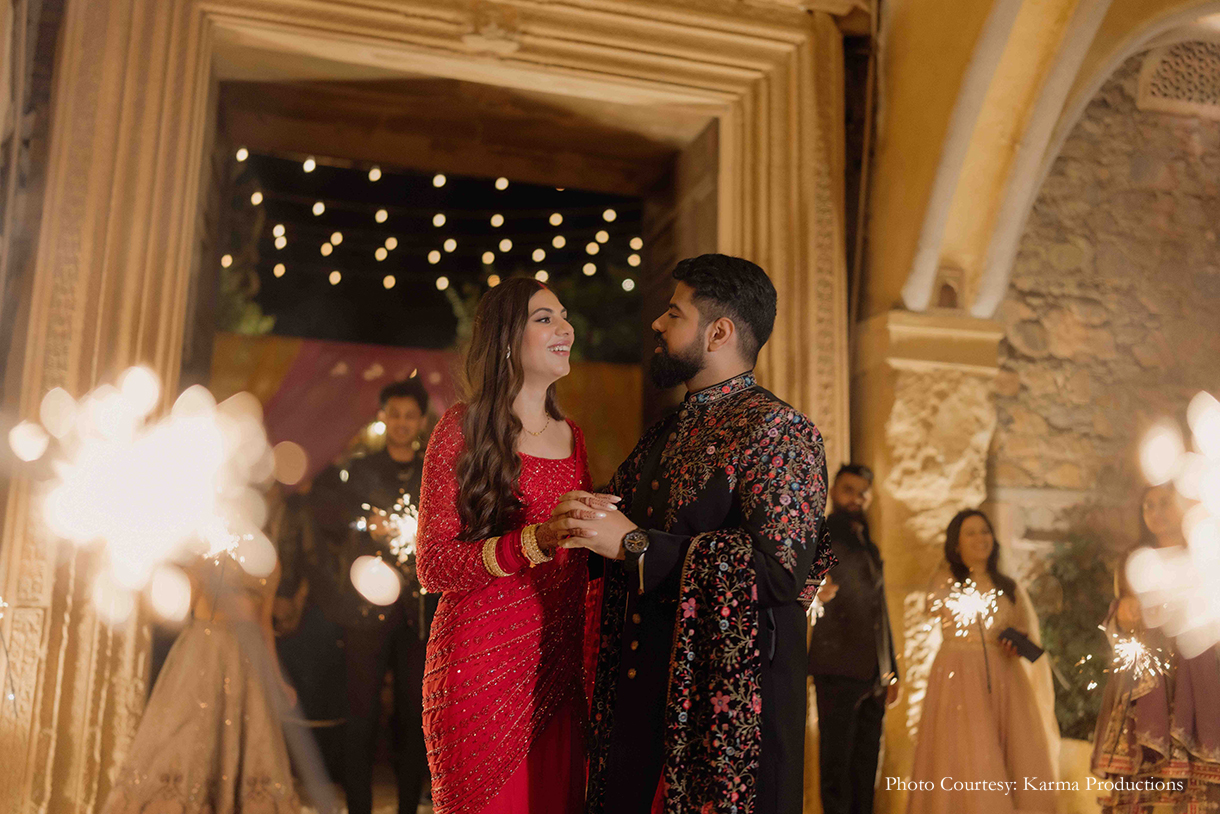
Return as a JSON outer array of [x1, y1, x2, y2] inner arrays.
[[1138, 41, 1220, 121]]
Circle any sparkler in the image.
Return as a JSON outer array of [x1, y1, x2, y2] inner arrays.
[[350, 494, 418, 606], [1109, 632, 1168, 682], [1101, 627, 1170, 766], [8, 367, 301, 626], [931, 580, 1002, 692], [359, 494, 420, 565]]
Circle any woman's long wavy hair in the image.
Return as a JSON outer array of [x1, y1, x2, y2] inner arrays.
[[455, 278, 564, 541], [944, 509, 1017, 602]]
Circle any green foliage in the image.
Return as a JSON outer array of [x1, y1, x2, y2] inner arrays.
[[1031, 534, 1115, 741]]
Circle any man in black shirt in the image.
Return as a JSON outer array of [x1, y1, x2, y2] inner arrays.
[[808, 464, 899, 814], [340, 378, 437, 814]]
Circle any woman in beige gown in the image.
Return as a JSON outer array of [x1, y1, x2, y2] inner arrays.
[[101, 547, 300, 814], [907, 509, 1058, 814]]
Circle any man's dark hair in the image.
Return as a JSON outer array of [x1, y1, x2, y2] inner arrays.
[[671, 254, 777, 363], [834, 463, 874, 485], [379, 377, 430, 414]]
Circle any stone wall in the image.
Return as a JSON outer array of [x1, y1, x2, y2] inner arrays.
[[992, 50, 1220, 555]]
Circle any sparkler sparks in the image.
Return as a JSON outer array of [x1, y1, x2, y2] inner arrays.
[[9, 367, 303, 626], [350, 494, 419, 605], [933, 580, 1002, 638], [1109, 632, 1169, 682]]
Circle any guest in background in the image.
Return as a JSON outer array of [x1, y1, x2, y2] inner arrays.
[[808, 464, 898, 814], [101, 491, 300, 814], [340, 378, 438, 814], [907, 509, 1058, 814], [1091, 483, 1220, 814], [272, 477, 347, 780]]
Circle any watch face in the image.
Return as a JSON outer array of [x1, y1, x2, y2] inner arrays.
[[624, 530, 649, 554]]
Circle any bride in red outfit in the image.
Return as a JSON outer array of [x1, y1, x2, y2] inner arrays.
[[416, 278, 606, 814]]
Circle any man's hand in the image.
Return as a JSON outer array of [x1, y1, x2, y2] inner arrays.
[[536, 491, 622, 552], [366, 513, 392, 544], [559, 505, 636, 561], [817, 574, 839, 603]]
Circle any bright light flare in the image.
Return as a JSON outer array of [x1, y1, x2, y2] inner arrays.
[[119, 366, 160, 418], [148, 564, 192, 622], [1140, 424, 1184, 485], [93, 573, 135, 625], [39, 388, 77, 439], [22, 368, 279, 625], [9, 421, 49, 462], [351, 555, 401, 606], [1189, 391, 1220, 458], [273, 441, 308, 486]]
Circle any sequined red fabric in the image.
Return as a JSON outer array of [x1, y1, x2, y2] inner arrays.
[[417, 405, 590, 814]]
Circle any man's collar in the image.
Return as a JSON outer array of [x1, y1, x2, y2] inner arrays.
[[684, 371, 757, 406]]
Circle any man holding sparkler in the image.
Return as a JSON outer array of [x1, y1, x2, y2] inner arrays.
[[808, 463, 899, 814], [340, 378, 437, 814]]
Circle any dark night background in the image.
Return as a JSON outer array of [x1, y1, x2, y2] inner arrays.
[[221, 153, 646, 362]]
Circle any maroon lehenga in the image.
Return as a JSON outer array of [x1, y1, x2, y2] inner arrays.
[[1091, 550, 1220, 813], [415, 405, 590, 814]]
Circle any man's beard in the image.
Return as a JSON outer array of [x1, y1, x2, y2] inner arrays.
[[832, 504, 866, 521], [649, 334, 706, 389]]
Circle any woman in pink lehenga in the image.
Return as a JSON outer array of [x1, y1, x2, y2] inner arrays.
[[1091, 483, 1220, 813], [907, 509, 1058, 814], [101, 550, 300, 814]]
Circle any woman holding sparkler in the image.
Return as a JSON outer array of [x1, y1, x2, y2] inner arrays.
[[1090, 483, 1220, 813], [100, 492, 301, 814], [415, 278, 601, 814], [907, 509, 1058, 814]]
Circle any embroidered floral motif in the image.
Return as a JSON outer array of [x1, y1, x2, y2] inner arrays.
[[586, 377, 835, 814]]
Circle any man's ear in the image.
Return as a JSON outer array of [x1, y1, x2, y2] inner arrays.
[[705, 317, 736, 353]]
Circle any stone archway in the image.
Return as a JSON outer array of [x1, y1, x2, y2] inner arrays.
[[0, 1, 851, 810]]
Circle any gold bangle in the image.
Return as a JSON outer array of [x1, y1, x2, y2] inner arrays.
[[520, 524, 552, 567], [482, 536, 508, 578]]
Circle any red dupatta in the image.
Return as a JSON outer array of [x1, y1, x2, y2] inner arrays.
[[416, 405, 590, 814]]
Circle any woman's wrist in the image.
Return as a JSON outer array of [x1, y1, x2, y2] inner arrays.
[[521, 524, 554, 566]]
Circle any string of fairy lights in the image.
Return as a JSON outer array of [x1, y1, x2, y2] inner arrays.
[[229, 147, 644, 296]]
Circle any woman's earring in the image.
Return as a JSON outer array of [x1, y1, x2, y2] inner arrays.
[[506, 348, 511, 360]]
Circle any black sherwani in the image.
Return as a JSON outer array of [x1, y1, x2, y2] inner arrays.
[[587, 372, 833, 814]]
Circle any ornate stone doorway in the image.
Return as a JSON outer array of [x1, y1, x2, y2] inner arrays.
[[0, 1, 849, 810]]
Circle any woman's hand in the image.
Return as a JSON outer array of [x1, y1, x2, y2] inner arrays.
[[536, 491, 622, 552], [1116, 596, 1143, 633], [999, 637, 1020, 658]]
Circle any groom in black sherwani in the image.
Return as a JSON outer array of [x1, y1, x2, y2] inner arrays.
[[556, 254, 834, 814]]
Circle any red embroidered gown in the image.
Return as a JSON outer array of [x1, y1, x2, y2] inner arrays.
[[416, 404, 589, 814]]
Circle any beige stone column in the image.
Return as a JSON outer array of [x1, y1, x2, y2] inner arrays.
[[0, 1, 211, 811], [851, 310, 1003, 814]]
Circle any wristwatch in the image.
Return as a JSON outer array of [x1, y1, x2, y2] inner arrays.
[[623, 528, 650, 555], [623, 529, 649, 594]]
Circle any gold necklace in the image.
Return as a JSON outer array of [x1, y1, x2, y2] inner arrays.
[[523, 415, 551, 437]]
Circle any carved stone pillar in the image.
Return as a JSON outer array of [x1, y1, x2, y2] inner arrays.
[[0, 1, 210, 811], [851, 310, 1003, 814]]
